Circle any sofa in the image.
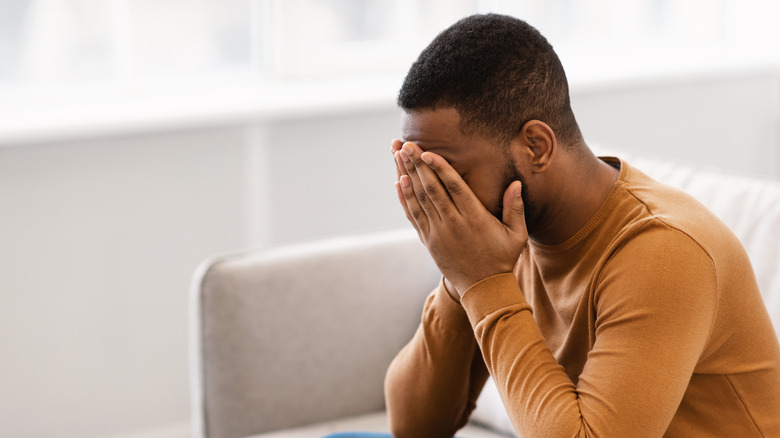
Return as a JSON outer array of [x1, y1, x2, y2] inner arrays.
[[189, 153, 780, 438]]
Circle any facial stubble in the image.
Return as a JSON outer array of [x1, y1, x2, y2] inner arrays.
[[491, 156, 537, 229]]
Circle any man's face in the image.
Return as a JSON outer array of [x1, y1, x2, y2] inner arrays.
[[401, 107, 530, 221]]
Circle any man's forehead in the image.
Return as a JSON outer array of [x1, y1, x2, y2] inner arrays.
[[401, 107, 462, 146]]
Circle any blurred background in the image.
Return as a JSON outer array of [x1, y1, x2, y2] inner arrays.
[[1, 1, 779, 437]]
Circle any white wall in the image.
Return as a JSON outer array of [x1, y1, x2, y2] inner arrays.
[[0, 68, 778, 437], [245, 111, 407, 247], [0, 129, 247, 437], [572, 69, 780, 177]]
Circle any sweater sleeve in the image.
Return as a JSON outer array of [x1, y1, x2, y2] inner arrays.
[[460, 226, 718, 437], [384, 278, 490, 438]]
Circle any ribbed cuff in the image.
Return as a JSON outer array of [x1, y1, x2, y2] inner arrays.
[[461, 273, 531, 329]]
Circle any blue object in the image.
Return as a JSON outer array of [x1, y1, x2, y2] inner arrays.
[[321, 433, 392, 438], [322, 433, 464, 438]]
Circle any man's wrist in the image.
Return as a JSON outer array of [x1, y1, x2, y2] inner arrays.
[[442, 277, 461, 304]]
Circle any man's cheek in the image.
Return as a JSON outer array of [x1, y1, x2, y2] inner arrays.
[[473, 189, 503, 219]]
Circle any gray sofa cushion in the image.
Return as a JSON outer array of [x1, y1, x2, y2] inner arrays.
[[190, 229, 440, 438]]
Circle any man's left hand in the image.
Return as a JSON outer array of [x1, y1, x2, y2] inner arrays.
[[393, 141, 528, 296]]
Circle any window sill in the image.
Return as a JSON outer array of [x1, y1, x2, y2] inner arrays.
[[0, 73, 405, 146], [0, 44, 777, 147]]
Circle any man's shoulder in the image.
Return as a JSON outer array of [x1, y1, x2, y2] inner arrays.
[[614, 160, 743, 260]]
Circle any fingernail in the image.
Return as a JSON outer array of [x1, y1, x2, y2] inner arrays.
[[515, 181, 523, 197], [400, 151, 410, 162], [421, 153, 432, 165], [400, 175, 411, 188]]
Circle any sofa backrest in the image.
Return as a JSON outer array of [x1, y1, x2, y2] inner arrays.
[[189, 229, 439, 438]]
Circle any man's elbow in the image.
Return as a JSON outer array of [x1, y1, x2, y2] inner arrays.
[[385, 387, 460, 438], [387, 413, 458, 438], [384, 363, 463, 438]]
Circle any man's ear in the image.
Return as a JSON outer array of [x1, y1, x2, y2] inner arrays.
[[517, 120, 556, 173]]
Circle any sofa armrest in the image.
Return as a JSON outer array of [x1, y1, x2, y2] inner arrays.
[[189, 228, 439, 438]]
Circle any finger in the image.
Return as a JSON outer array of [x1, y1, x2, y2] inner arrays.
[[394, 180, 415, 225], [391, 139, 405, 180], [502, 180, 528, 237], [394, 150, 409, 179], [399, 142, 441, 221], [418, 150, 482, 215], [400, 144, 457, 219], [390, 138, 403, 154], [397, 174, 430, 234]]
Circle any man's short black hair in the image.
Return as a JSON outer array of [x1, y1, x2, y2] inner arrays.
[[399, 13, 581, 147]]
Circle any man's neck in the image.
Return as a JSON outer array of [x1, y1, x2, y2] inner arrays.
[[529, 151, 620, 246]]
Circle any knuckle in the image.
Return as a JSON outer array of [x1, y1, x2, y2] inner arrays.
[[415, 190, 430, 204], [445, 181, 464, 195], [423, 182, 440, 197]]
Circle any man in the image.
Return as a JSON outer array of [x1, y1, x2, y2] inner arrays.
[[383, 13, 780, 438]]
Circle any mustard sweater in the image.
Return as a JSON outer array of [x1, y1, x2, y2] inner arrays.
[[385, 158, 780, 437]]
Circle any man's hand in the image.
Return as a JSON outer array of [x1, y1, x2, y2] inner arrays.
[[391, 140, 528, 296]]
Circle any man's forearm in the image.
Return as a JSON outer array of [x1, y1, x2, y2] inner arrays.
[[384, 281, 489, 438]]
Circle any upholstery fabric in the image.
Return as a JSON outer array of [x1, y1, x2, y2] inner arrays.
[[190, 229, 440, 438]]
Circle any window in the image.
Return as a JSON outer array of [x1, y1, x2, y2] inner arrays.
[[1, 0, 778, 92]]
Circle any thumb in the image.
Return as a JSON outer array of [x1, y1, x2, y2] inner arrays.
[[502, 180, 527, 234]]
